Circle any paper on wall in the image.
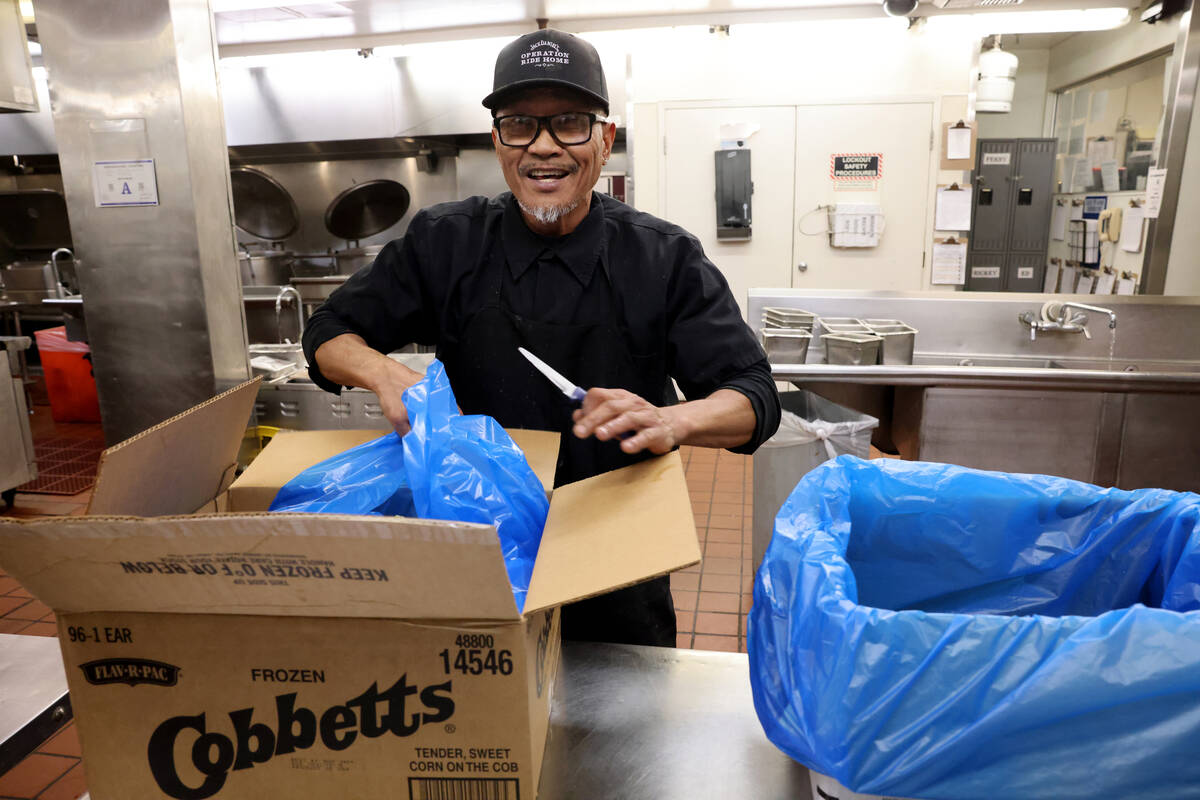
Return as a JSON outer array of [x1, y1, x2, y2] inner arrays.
[[1043, 260, 1061, 293], [1094, 271, 1117, 295], [946, 127, 972, 160], [1060, 266, 1078, 293], [1071, 158, 1093, 194], [1089, 90, 1108, 123], [1120, 206, 1146, 252], [934, 187, 972, 231], [1084, 220, 1100, 264], [1100, 160, 1120, 192], [1077, 272, 1097, 294], [1087, 138, 1116, 170], [931, 241, 967, 285], [1117, 277, 1137, 295], [1050, 203, 1069, 240], [1069, 203, 1084, 222], [1145, 168, 1167, 218]]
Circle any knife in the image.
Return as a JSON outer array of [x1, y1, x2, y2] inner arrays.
[[518, 347, 634, 439], [519, 347, 586, 405]]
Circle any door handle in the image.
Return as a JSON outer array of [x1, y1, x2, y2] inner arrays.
[[796, 262, 808, 273]]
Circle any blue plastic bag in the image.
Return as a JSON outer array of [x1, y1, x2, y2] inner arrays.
[[749, 456, 1200, 800], [270, 360, 549, 611]]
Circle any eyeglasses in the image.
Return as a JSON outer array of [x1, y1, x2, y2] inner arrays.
[[493, 112, 607, 147]]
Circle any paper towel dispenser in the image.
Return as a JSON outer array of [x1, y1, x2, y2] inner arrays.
[[0, 0, 37, 113], [715, 148, 752, 240]]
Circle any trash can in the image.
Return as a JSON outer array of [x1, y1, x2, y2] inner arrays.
[[34, 326, 101, 423], [749, 456, 1200, 800], [751, 390, 877, 573]]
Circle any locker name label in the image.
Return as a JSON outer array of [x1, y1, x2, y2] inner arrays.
[[982, 153, 1012, 165], [971, 266, 1001, 279]]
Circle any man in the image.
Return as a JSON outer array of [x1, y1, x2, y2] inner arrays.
[[302, 29, 781, 648]]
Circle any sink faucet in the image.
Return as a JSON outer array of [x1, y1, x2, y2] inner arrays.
[[1018, 301, 1117, 341], [49, 248, 74, 298]]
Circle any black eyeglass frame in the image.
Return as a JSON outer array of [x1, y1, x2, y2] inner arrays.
[[492, 112, 609, 147]]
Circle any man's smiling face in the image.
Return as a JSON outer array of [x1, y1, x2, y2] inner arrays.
[[492, 87, 615, 236]]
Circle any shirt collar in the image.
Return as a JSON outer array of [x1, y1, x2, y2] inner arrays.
[[501, 192, 606, 287]]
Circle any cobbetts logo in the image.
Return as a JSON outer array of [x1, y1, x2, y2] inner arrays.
[[521, 39, 570, 69], [146, 675, 454, 800], [81, 658, 180, 687]]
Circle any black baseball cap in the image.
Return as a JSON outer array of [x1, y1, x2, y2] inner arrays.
[[482, 29, 609, 115]]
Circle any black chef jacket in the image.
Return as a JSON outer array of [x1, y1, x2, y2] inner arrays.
[[304, 191, 780, 449], [303, 191, 781, 647]]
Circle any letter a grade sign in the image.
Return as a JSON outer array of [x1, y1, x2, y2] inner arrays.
[[93, 159, 160, 207]]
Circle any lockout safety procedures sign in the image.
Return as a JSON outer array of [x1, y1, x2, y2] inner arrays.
[[93, 159, 159, 207], [831, 153, 881, 190]]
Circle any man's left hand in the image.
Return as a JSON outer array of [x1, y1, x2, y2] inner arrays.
[[572, 388, 680, 455]]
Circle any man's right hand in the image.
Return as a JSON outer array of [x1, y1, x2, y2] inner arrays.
[[312, 334, 424, 436]]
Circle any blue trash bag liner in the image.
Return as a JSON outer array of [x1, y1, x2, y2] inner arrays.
[[270, 360, 549, 611], [748, 455, 1200, 800]]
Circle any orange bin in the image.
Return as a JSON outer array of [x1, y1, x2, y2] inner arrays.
[[34, 326, 101, 423]]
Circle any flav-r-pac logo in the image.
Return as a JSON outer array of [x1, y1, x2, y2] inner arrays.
[[80, 658, 180, 687], [521, 39, 570, 68]]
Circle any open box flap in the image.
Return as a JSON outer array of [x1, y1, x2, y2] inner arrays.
[[0, 514, 521, 620], [521, 452, 700, 616], [86, 379, 261, 517], [228, 427, 562, 512]]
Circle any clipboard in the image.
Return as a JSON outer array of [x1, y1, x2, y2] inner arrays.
[[941, 120, 977, 170], [934, 182, 972, 231]]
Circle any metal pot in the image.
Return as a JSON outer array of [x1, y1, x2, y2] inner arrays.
[[332, 245, 384, 276], [238, 249, 295, 287]]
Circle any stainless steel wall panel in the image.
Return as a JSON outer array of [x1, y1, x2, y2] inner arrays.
[[220, 54, 398, 146], [914, 387, 1104, 482], [36, 0, 248, 443], [747, 290, 1200, 363], [1118, 393, 1200, 491]]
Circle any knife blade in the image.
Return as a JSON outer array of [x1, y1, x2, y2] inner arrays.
[[518, 347, 586, 404]]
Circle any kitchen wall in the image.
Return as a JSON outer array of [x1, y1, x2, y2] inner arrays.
[[623, 19, 978, 297]]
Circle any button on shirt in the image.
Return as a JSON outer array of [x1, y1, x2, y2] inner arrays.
[[303, 192, 781, 454]]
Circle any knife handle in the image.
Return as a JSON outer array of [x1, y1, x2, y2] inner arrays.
[[571, 386, 634, 441]]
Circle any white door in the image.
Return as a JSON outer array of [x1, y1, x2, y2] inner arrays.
[[662, 106, 797, 319], [792, 103, 934, 290]]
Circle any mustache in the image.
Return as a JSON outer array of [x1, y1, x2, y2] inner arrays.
[[518, 163, 579, 177]]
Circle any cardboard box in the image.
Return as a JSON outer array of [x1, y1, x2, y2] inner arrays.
[[0, 379, 700, 800]]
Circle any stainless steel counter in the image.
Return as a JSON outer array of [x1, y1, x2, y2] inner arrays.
[[0, 633, 72, 774], [14, 640, 809, 799], [540, 642, 811, 799]]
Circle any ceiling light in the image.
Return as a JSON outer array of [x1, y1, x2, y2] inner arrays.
[[926, 7, 1130, 35], [19, 0, 33, 22], [27, 40, 41, 56]]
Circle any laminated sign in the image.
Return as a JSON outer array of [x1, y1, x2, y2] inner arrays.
[[831, 153, 882, 191]]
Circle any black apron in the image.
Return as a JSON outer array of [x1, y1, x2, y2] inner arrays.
[[437, 227, 677, 648]]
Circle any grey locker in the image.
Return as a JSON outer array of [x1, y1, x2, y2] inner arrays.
[[971, 140, 1019, 252], [966, 137, 1057, 293], [964, 252, 1006, 292], [1005, 252, 1045, 292], [1009, 139, 1057, 252]]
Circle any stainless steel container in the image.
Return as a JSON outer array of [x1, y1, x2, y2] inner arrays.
[[762, 307, 816, 330], [864, 320, 918, 365], [332, 244, 384, 276], [823, 332, 882, 365], [815, 316, 867, 338], [1, 261, 61, 302], [238, 250, 296, 287], [761, 328, 812, 362]]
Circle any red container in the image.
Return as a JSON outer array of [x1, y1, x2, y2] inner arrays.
[[34, 326, 101, 423]]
